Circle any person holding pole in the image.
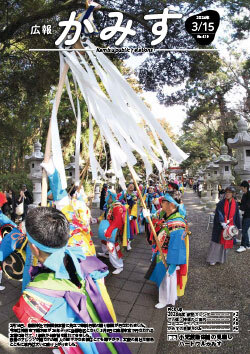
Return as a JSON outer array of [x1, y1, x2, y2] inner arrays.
[[118, 182, 139, 251], [98, 189, 125, 274], [145, 190, 189, 309], [142, 186, 159, 244]]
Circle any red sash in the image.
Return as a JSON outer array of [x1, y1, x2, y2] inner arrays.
[[220, 198, 236, 249]]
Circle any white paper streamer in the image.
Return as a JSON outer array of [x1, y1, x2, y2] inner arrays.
[[75, 96, 81, 183], [55, 39, 188, 188], [51, 95, 67, 190], [86, 40, 188, 164]]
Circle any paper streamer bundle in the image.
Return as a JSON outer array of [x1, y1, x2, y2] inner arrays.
[[51, 39, 188, 189]]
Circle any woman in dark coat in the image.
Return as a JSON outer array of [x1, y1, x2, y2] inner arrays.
[[207, 186, 240, 265]]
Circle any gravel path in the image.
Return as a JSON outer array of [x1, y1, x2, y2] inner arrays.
[[157, 189, 250, 354]]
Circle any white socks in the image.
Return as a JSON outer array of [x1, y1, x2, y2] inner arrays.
[[127, 241, 132, 251], [112, 267, 123, 275], [155, 303, 167, 309]]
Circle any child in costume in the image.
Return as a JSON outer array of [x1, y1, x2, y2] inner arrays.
[[118, 183, 139, 251], [98, 190, 125, 275], [145, 191, 189, 309], [13, 207, 131, 354]]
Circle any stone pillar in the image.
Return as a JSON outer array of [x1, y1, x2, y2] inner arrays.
[[200, 163, 211, 205], [227, 117, 250, 182], [25, 140, 44, 207]]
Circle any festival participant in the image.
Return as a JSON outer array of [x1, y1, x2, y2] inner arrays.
[[138, 184, 143, 193], [155, 184, 164, 196], [22, 160, 97, 292], [98, 189, 125, 274], [143, 186, 159, 244], [179, 182, 184, 195], [118, 182, 139, 251], [13, 207, 131, 354], [167, 182, 179, 192], [41, 160, 96, 256], [236, 180, 250, 253], [207, 186, 240, 265], [145, 191, 189, 309]]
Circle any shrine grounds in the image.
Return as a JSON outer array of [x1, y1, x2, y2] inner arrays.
[[0, 189, 249, 353]]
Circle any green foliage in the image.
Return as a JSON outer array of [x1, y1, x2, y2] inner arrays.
[[0, 170, 32, 194]]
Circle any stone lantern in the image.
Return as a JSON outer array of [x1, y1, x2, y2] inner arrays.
[[65, 155, 83, 187], [198, 169, 205, 182], [25, 140, 44, 206], [214, 145, 237, 190], [65, 155, 76, 186], [205, 154, 219, 210], [91, 177, 101, 208], [227, 117, 250, 182], [205, 161, 213, 202], [200, 162, 211, 205], [106, 168, 117, 189]]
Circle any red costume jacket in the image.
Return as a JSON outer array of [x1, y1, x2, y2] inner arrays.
[[105, 201, 124, 239]]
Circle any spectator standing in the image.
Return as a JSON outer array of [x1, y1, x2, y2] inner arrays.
[[17, 184, 33, 220], [7, 189, 16, 221], [237, 180, 250, 252], [207, 186, 241, 265], [100, 183, 108, 211], [198, 183, 203, 198]]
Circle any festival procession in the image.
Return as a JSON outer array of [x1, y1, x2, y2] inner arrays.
[[0, 1, 249, 353]]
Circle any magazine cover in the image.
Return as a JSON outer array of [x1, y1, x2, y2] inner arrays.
[[0, 1, 249, 353]]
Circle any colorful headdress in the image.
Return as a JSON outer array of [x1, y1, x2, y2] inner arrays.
[[105, 189, 117, 203], [26, 231, 86, 280], [162, 193, 186, 217]]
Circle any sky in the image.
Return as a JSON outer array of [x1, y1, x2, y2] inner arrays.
[[143, 92, 186, 136]]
